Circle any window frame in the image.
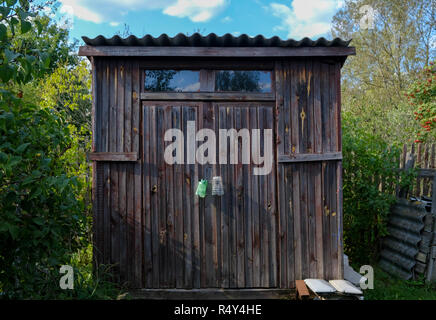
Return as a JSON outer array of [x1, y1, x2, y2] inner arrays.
[[140, 59, 275, 101]]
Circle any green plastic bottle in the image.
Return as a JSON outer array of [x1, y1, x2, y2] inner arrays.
[[195, 179, 208, 198]]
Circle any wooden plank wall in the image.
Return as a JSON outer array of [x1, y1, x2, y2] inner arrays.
[[93, 57, 143, 287], [141, 102, 276, 288], [92, 56, 344, 289], [276, 58, 343, 287]]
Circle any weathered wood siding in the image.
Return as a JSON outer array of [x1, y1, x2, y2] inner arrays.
[[91, 56, 343, 289], [275, 58, 343, 287]]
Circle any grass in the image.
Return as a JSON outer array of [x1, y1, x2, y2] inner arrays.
[[364, 266, 436, 300]]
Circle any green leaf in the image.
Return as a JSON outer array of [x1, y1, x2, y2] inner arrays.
[[6, 0, 18, 6], [0, 24, 7, 40], [15, 142, 30, 153], [20, 20, 31, 34], [0, 64, 15, 82], [4, 49, 20, 62], [33, 217, 44, 226]]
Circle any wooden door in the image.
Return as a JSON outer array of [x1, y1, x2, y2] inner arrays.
[[142, 100, 278, 288]]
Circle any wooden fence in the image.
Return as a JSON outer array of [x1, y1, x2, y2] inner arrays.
[[397, 143, 435, 198]]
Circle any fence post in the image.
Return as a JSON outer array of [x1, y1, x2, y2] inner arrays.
[[426, 174, 436, 282], [398, 152, 416, 199]]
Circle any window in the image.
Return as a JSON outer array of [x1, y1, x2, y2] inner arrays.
[[144, 70, 200, 92], [215, 70, 272, 93]]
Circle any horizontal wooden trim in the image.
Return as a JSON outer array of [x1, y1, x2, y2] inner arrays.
[[279, 152, 342, 163], [397, 168, 436, 178], [88, 152, 138, 162], [127, 288, 295, 300], [140, 92, 275, 101], [79, 46, 356, 58], [138, 60, 275, 70]]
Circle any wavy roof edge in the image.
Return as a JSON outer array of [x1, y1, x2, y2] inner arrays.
[[82, 33, 352, 48]]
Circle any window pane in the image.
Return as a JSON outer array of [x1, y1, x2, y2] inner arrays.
[[144, 70, 200, 92], [215, 70, 272, 92]]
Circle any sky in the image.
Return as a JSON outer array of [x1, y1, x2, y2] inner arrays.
[[53, 0, 345, 44]]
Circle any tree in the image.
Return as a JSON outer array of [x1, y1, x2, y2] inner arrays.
[[406, 61, 436, 143], [40, 61, 92, 135], [331, 0, 435, 144]]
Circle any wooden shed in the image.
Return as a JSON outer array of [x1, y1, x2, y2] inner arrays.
[[79, 33, 355, 296]]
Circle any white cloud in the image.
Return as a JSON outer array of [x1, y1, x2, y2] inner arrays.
[[110, 22, 120, 27], [164, 0, 228, 22], [59, 0, 227, 25], [268, 0, 342, 39], [232, 31, 241, 36]]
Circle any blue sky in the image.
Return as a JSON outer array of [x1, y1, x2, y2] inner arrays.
[[54, 0, 345, 44]]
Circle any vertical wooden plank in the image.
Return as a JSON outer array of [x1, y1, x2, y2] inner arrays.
[[308, 163, 317, 278], [165, 106, 175, 288], [330, 161, 339, 279], [313, 60, 322, 154], [214, 103, 222, 287], [266, 107, 277, 287], [243, 107, 253, 287], [423, 144, 430, 196], [322, 161, 331, 279], [219, 105, 229, 288], [259, 106, 269, 287], [292, 164, 302, 280], [285, 166, 295, 287], [321, 62, 331, 152], [173, 106, 184, 288], [250, 107, 261, 288], [124, 60, 134, 286], [149, 106, 159, 288], [278, 164, 287, 288], [109, 60, 120, 282], [298, 60, 308, 153], [299, 163, 309, 279], [101, 61, 111, 268], [276, 61, 285, 156], [202, 101, 218, 287], [336, 62, 344, 279], [192, 105, 201, 288], [143, 104, 152, 288], [290, 61, 299, 154], [117, 61, 127, 285], [416, 143, 422, 195], [131, 60, 143, 288], [182, 106, 193, 288], [227, 106, 237, 288], [234, 106, 245, 288], [306, 59, 314, 153], [157, 106, 167, 287]]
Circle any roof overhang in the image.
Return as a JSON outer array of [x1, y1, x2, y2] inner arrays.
[[78, 45, 356, 58]]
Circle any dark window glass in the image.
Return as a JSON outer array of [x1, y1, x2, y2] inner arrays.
[[215, 70, 272, 92], [144, 70, 200, 92]]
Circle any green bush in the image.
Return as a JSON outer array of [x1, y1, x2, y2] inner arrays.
[[342, 113, 414, 265], [0, 92, 86, 298]]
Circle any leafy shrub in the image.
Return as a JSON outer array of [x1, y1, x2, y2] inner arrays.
[[342, 113, 414, 265], [0, 92, 87, 298]]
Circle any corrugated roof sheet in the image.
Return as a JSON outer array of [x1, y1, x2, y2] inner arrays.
[[379, 199, 427, 280], [82, 33, 351, 48]]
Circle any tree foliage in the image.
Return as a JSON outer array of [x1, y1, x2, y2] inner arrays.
[[406, 61, 436, 143], [331, 0, 435, 144], [342, 114, 415, 265], [0, 1, 118, 299]]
